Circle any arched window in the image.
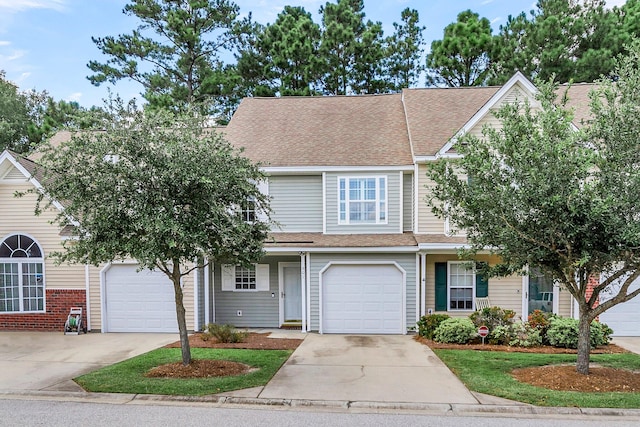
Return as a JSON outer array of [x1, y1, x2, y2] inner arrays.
[[0, 234, 45, 312]]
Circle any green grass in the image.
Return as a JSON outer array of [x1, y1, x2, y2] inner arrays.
[[434, 349, 640, 408], [75, 348, 292, 396]]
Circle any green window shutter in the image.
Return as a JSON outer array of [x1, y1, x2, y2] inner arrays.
[[435, 262, 447, 311], [475, 262, 488, 298]]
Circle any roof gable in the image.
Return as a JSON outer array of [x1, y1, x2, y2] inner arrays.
[[436, 72, 538, 157]]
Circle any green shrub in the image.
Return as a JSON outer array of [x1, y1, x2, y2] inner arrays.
[[591, 321, 613, 347], [417, 314, 450, 339], [434, 318, 477, 344], [546, 317, 613, 349], [201, 323, 248, 343], [527, 309, 557, 345], [469, 306, 515, 331], [491, 323, 542, 347]]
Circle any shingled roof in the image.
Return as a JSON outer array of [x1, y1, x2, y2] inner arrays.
[[223, 94, 413, 167], [402, 86, 500, 157]]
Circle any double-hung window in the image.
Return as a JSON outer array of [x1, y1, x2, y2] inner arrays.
[[448, 262, 474, 310], [240, 197, 256, 222], [338, 176, 387, 224], [0, 234, 45, 313]]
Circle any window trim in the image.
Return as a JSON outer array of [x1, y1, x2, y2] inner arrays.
[[337, 176, 388, 225], [447, 261, 475, 312], [221, 263, 270, 292], [0, 233, 46, 314]]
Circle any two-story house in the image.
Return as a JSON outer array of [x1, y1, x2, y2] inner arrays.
[[8, 72, 635, 336]]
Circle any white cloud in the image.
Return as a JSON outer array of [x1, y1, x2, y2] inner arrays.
[[0, 40, 9, 46], [66, 92, 82, 102], [606, 0, 627, 7], [481, 0, 495, 5], [0, 0, 66, 12], [0, 49, 26, 61]]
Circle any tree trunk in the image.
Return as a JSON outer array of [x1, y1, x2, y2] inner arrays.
[[576, 314, 591, 375], [172, 273, 192, 366]]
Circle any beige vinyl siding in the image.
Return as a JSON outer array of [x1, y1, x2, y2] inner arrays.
[[465, 84, 531, 140], [417, 164, 446, 234], [557, 287, 572, 317], [309, 253, 417, 332], [269, 175, 323, 232], [325, 172, 401, 234], [425, 254, 524, 319], [403, 172, 413, 232], [0, 182, 85, 291]]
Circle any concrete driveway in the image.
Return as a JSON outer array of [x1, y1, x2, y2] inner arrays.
[[259, 334, 478, 404], [0, 331, 177, 392]]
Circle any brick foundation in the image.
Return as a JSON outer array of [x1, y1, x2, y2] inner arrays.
[[0, 289, 87, 331]]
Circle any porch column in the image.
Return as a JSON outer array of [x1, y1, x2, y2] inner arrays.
[[204, 258, 210, 325]]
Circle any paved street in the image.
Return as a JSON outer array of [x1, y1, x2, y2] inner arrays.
[[0, 398, 638, 427]]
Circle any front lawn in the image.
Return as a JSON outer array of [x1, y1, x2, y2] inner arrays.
[[75, 348, 292, 395], [434, 349, 640, 408]]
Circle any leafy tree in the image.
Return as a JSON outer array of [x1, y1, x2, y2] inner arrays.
[[87, 0, 252, 121], [386, 8, 426, 91], [488, 12, 534, 85], [237, 6, 323, 96], [426, 10, 493, 87], [32, 105, 271, 365], [352, 19, 389, 94], [490, 1, 625, 84], [426, 45, 640, 375], [319, 0, 388, 94]]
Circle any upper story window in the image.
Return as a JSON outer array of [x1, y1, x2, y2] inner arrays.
[[0, 234, 45, 313], [241, 197, 256, 222], [338, 176, 387, 224]]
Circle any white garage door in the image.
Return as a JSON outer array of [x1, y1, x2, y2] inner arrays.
[[322, 264, 404, 334], [600, 277, 640, 336], [105, 265, 178, 333]]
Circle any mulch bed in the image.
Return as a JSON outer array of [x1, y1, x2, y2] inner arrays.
[[416, 336, 640, 392], [151, 332, 303, 379], [164, 332, 304, 350], [416, 336, 628, 354]]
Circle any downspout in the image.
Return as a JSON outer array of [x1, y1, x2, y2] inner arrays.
[[420, 252, 427, 317], [306, 252, 311, 332], [85, 264, 91, 331], [204, 259, 211, 324], [300, 252, 307, 334], [194, 259, 199, 332]]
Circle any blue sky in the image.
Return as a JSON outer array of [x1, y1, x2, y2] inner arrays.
[[0, 0, 626, 108]]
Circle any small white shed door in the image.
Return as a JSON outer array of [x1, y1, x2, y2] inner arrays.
[[322, 264, 403, 334], [104, 265, 178, 333]]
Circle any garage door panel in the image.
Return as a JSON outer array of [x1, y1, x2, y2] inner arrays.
[[105, 265, 179, 333], [322, 264, 403, 334], [600, 277, 640, 336]]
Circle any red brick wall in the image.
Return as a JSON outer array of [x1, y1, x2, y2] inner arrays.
[[0, 289, 87, 331], [585, 274, 600, 309]]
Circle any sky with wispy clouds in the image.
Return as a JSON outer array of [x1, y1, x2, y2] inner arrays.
[[0, 0, 628, 107]]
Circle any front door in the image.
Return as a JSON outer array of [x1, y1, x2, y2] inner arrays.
[[279, 263, 302, 324], [525, 269, 557, 316]]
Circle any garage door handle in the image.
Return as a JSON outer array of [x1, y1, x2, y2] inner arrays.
[[281, 292, 285, 298]]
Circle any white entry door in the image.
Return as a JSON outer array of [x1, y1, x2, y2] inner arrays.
[[279, 263, 302, 323]]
